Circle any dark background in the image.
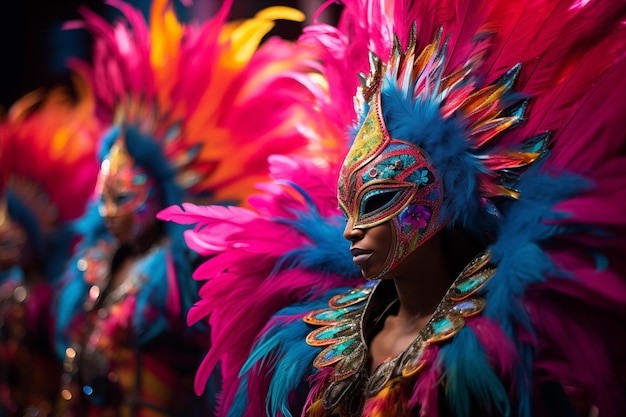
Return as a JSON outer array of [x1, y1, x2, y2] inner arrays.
[[0, 0, 340, 110]]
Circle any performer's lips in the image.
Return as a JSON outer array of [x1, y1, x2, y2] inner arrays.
[[350, 247, 373, 267]]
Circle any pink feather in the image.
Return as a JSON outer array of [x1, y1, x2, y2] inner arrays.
[[408, 345, 441, 417], [302, 367, 334, 417], [166, 155, 363, 411], [158, 203, 257, 226], [467, 318, 518, 392], [524, 279, 626, 415]]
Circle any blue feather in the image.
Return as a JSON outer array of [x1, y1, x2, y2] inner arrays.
[[7, 191, 44, 256], [271, 186, 361, 281], [377, 79, 495, 241], [227, 375, 250, 417], [486, 166, 589, 332], [482, 165, 590, 416], [97, 125, 121, 162], [276, 213, 360, 281], [439, 327, 511, 417], [233, 288, 351, 417], [71, 201, 109, 247]]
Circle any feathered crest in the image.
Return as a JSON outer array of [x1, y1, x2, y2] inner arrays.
[[66, 0, 331, 203], [2, 79, 100, 230], [353, 23, 551, 237], [0, 78, 101, 276]]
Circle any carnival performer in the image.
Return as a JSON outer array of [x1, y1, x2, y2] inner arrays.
[[0, 83, 100, 417], [160, 0, 626, 416], [52, 0, 341, 416]]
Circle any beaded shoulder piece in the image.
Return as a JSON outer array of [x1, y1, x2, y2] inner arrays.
[[304, 250, 494, 415]]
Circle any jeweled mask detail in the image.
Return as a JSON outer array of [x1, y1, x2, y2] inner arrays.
[[96, 138, 154, 218], [338, 95, 445, 279]]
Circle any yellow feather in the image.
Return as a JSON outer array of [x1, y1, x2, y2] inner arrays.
[[305, 399, 331, 417], [364, 377, 411, 417], [227, 20, 276, 65], [150, 0, 183, 68], [225, 7, 305, 66], [254, 6, 306, 23]]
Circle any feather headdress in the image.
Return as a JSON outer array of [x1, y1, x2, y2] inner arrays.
[[362, 2, 626, 413], [0, 79, 100, 279], [66, 0, 331, 204], [55, 0, 345, 361]]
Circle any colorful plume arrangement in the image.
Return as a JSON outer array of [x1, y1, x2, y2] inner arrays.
[[66, 0, 338, 203], [1, 79, 101, 278]]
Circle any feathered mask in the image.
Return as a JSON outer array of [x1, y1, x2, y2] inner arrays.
[[339, 25, 549, 277]]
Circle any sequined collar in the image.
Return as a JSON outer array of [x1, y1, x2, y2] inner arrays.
[[304, 250, 495, 415]]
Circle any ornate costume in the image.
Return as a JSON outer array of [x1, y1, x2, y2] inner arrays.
[[53, 0, 340, 416], [161, 0, 626, 416], [0, 84, 100, 417]]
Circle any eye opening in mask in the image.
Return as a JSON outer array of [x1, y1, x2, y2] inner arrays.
[[114, 192, 137, 206], [362, 189, 400, 215], [98, 188, 148, 217], [354, 182, 416, 228]]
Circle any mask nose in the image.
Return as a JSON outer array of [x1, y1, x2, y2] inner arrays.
[[99, 198, 118, 218]]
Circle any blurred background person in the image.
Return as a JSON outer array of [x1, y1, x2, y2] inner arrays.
[[51, 0, 342, 416], [0, 82, 100, 417]]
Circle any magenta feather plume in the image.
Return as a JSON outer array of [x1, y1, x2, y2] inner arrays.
[[544, 58, 626, 172], [524, 278, 626, 414], [302, 367, 334, 417], [467, 318, 519, 393], [518, 39, 626, 415], [408, 345, 441, 417], [298, 0, 395, 140], [494, 1, 626, 149], [159, 155, 363, 409]]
